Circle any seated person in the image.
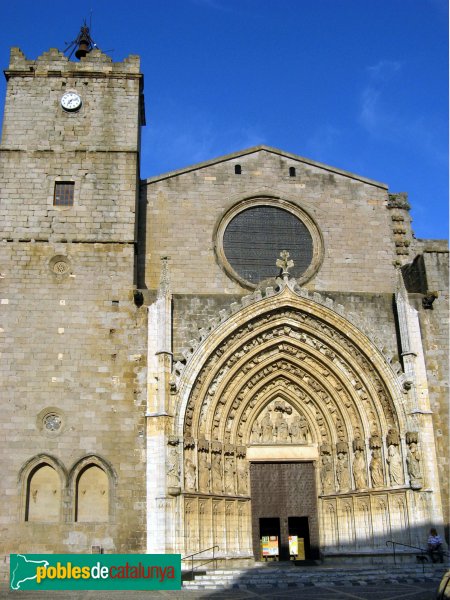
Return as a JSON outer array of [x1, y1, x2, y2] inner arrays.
[[427, 528, 444, 563]]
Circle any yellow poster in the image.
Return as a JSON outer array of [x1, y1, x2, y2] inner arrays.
[[288, 536, 305, 559], [261, 535, 279, 556], [288, 535, 298, 556]]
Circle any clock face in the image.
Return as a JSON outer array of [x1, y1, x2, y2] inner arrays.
[[61, 92, 82, 112]]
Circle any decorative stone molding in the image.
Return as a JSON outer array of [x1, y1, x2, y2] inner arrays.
[[386, 429, 400, 446], [197, 439, 209, 452], [49, 255, 72, 281], [236, 446, 247, 458], [387, 193, 410, 210], [320, 443, 332, 455], [369, 435, 381, 449], [171, 274, 404, 393], [37, 407, 66, 437], [211, 441, 222, 453], [336, 441, 348, 454], [352, 438, 365, 452], [405, 431, 418, 444]]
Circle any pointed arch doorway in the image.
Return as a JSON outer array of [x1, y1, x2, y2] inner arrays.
[[250, 460, 319, 561], [173, 283, 433, 561]]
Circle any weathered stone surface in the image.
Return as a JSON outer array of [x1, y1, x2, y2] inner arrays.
[[0, 41, 448, 578]]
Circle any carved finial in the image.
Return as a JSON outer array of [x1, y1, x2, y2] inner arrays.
[[158, 256, 170, 298], [422, 290, 438, 309], [276, 250, 294, 278]]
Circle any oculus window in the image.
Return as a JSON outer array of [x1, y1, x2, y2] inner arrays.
[[216, 199, 323, 288]]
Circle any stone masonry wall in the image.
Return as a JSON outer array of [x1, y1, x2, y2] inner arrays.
[[0, 46, 145, 580], [0, 150, 138, 242], [141, 148, 399, 295], [411, 248, 449, 539], [1, 47, 142, 244], [171, 292, 399, 364], [0, 241, 147, 572]]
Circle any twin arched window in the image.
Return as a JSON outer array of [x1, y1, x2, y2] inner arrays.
[[23, 456, 112, 523]]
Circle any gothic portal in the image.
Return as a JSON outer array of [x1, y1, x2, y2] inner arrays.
[[0, 40, 448, 573]]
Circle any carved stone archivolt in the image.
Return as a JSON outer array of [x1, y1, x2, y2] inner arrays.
[[174, 286, 412, 556], [179, 299, 401, 450]]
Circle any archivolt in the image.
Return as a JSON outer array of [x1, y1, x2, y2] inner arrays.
[[175, 287, 406, 447]]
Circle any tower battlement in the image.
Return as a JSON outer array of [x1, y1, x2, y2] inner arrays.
[[5, 47, 141, 79]]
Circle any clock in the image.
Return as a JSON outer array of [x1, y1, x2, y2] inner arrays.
[[60, 92, 82, 112]]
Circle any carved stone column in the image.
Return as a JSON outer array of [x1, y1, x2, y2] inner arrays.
[[146, 258, 175, 553], [395, 268, 443, 526]]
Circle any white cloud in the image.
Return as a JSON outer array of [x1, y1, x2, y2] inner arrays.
[[141, 113, 266, 177], [358, 60, 447, 165], [305, 124, 341, 160], [359, 60, 402, 134]]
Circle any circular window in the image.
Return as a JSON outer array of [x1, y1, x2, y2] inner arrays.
[[216, 198, 323, 288], [36, 407, 65, 437]]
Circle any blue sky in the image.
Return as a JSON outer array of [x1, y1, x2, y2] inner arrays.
[[1, 0, 448, 239]]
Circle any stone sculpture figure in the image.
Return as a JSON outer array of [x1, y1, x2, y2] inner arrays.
[[406, 442, 423, 488], [336, 451, 350, 492], [274, 412, 289, 442], [167, 446, 180, 488], [299, 414, 309, 442], [237, 459, 249, 495], [198, 452, 210, 492], [289, 414, 308, 443], [320, 454, 334, 494], [260, 413, 273, 443], [212, 452, 223, 493], [369, 448, 384, 487], [224, 456, 235, 494], [184, 457, 196, 490], [387, 444, 404, 485], [250, 424, 260, 443], [353, 449, 367, 489]]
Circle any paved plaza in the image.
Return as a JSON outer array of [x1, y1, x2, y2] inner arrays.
[[1, 564, 446, 600], [0, 582, 442, 600]]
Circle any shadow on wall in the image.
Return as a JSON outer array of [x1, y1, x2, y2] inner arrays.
[[182, 524, 449, 596]]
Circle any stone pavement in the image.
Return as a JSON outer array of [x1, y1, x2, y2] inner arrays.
[[1, 562, 447, 600], [0, 582, 442, 599]]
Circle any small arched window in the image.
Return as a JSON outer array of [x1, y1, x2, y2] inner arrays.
[[234, 164, 242, 175], [289, 167, 296, 177], [26, 463, 61, 522], [75, 464, 109, 522]]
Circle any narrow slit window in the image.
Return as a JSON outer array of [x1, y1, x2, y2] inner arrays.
[[234, 165, 242, 175], [289, 167, 296, 177], [54, 182, 74, 207]]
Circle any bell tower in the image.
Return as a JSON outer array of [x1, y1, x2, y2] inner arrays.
[[0, 31, 148, 557], [0, 26, 144, 242]]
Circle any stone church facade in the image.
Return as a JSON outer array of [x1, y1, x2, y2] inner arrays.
[[0, 45, 448, 572]]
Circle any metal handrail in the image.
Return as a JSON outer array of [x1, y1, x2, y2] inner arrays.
[[386, 540, 449, 573], [182, 545, 219, 580]]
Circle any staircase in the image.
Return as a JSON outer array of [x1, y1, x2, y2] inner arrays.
[[183, 562, 447, 591]]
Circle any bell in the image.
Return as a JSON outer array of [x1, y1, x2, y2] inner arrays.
[[75, 26, 91, 60], [75, 39, 90, 60]]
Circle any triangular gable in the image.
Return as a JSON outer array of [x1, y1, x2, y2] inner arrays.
[[142, 144, 388, 189]]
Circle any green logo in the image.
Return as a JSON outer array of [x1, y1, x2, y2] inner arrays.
[[10, 554, 181, 590]]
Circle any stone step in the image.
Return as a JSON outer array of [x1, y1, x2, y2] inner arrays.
[[183, 565, 447, 590]]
